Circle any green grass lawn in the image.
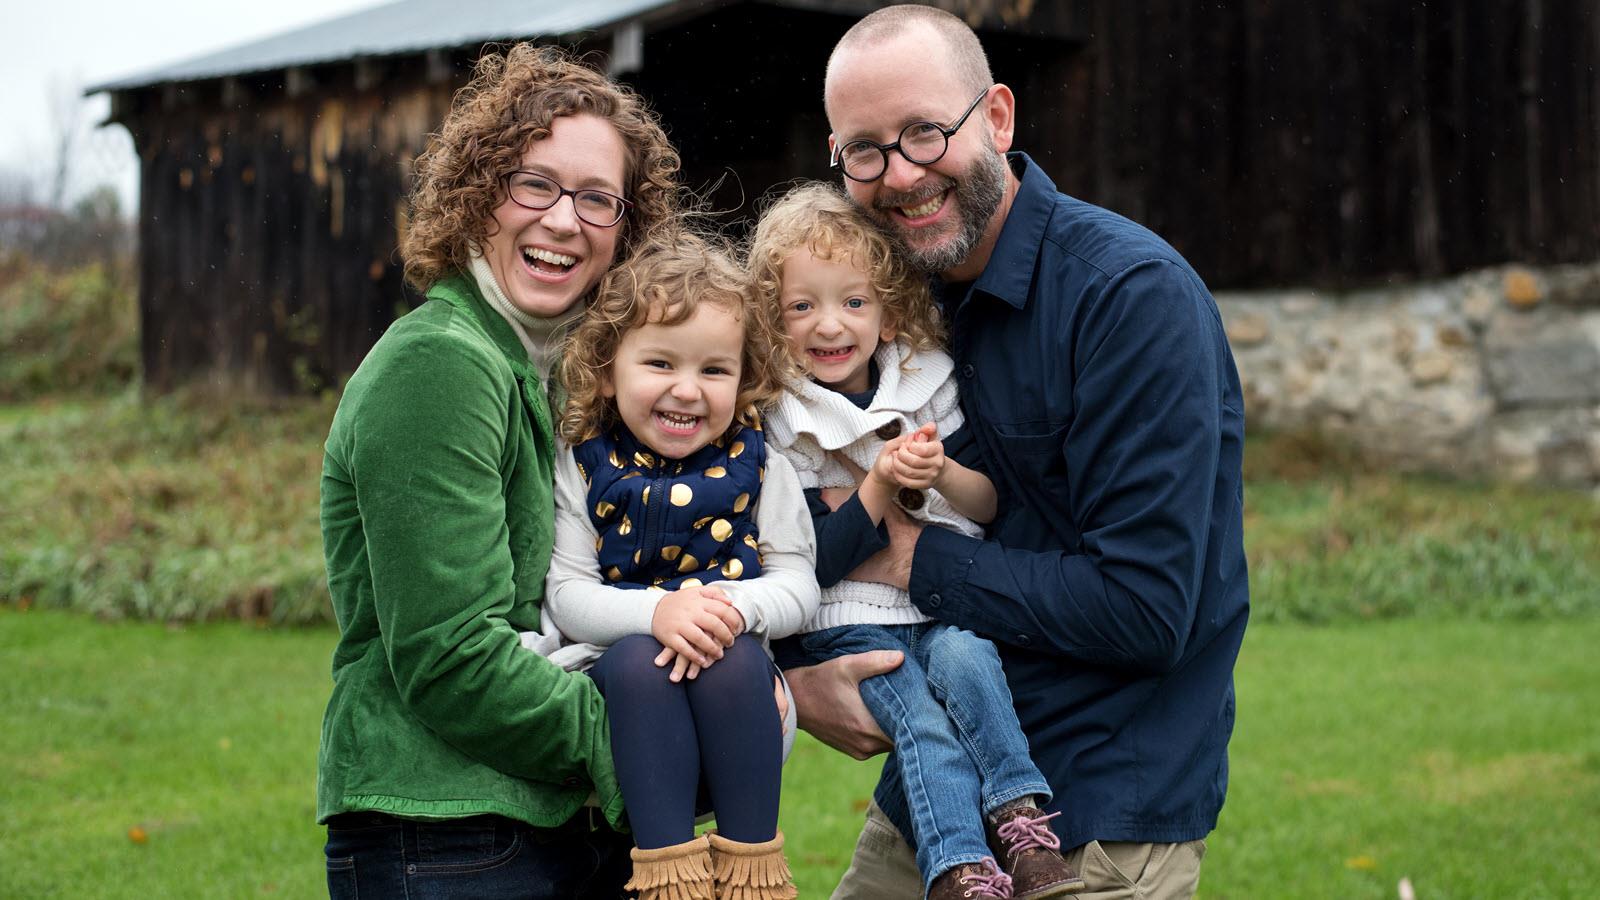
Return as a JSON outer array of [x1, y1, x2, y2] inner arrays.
[[5, 607, 1597, 898]]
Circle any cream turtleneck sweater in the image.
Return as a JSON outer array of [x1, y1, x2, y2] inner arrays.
[[468, 253, 586, 378]]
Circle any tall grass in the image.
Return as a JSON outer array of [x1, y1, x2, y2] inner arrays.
[[1, 389, 336, 624], [1243, 431, 1600, 623], [4, 388, 1596, 626]]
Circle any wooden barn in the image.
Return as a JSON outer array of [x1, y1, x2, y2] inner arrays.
[[91, 0, 1600, 393]]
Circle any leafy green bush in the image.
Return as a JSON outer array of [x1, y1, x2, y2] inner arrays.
[[0, 257, 139, 401]]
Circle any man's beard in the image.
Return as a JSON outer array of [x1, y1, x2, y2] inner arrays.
[[872, 147, 1007, 275]]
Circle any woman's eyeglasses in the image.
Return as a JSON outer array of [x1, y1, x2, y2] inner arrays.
[[503, 172, 632, 227]]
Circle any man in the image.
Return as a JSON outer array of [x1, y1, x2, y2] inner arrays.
[[782, 6, 1250, 898]]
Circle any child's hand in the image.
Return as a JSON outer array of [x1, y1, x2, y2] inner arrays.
[[870, 435, 911, 489], [650, 585, 744, 682], [890, 423, 944, 490]]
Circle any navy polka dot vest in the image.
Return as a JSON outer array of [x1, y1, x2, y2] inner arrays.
[[573, 423, 766, 591]]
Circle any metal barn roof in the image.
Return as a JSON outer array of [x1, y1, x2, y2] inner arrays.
[[89, 0, 686, 92]]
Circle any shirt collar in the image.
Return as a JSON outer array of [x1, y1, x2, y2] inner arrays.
[[963, 152, 1057, 311]]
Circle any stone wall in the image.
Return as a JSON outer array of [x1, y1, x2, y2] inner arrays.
[[1217, 262, 1600, 491]]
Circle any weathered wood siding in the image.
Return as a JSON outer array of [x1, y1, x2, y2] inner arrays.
[[122, 64, 461, 391], [1048, 0, 1600, 287]]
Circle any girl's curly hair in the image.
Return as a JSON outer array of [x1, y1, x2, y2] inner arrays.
[[557, 223, 796, 445], [400, 43, 681, 292], [747, 182, 943, 364]]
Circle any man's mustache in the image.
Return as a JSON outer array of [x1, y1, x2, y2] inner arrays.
[[872, 178, 954, 212]]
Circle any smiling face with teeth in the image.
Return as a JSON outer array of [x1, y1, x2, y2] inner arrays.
[[779, 248, 895, 395], [485, 113, 628, 319], [825, 23, 1019, 282], [601, 300, 746, 460]]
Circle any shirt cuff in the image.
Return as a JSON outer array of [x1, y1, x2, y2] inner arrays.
[[909, 525, 982, 618]]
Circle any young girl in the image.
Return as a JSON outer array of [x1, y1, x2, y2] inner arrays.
[[751, 184, 1084, 900], [539, 226, 818, 900]]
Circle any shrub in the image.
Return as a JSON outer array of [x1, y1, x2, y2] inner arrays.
[[0, 256, 139, 401]]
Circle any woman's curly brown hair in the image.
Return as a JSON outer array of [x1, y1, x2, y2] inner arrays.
[[401, 43, 681, 292], [747, 182, 943, 365], [557, 223, 795, 445]]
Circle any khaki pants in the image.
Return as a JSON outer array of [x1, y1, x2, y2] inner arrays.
[[831, 801, 1205, 899]]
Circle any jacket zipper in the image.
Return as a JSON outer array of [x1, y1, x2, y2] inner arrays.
[[638, 467, 670, 568]]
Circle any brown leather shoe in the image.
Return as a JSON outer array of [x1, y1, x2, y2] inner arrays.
[[928, 857, 1013, 899], [987, 808, 1085, 899]]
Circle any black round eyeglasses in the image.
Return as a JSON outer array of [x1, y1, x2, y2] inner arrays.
[[829, 88, 991, 183]]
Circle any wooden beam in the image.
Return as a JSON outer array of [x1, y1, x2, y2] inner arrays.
[[286, 67, 315, 98], [426, 49, 453, 84], [355, 58, 385, 92], [609, 21, 645, 76]]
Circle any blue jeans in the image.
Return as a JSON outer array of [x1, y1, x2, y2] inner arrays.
[[798, 623, 1052, 889], [323, 811, 632, 899]]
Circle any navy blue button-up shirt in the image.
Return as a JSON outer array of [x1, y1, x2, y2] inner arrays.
[[907, 154, 1249, 850]]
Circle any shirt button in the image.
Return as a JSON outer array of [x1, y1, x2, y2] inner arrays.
[[874, 420, 902, 440], [1015, 634, 1032, 647], [563, 776, 583, 787], [928, 593, 942, 608], [961, 364, 976, 379]]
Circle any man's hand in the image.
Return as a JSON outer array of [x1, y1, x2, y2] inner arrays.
[[785, 651, 904, 759], [650, 585, 743, 681], [818, 486, 855, 511], [848, 504, 923, 590]]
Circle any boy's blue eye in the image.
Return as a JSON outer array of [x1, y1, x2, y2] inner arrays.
[[791, 301, 811, 313], [845, 297, 866, 309]]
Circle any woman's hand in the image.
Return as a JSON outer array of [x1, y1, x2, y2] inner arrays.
[[651, 585, 744, 682]]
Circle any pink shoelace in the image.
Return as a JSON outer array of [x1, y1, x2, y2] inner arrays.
[[959, 858, 1014, 898], [995, 810, 1063, 855]]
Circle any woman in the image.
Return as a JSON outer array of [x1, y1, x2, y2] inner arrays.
[[317, 44, 679, 898]]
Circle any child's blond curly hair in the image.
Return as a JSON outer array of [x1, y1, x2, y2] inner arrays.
[[558, 223, 793, 444], [747, 182, 943, 363]]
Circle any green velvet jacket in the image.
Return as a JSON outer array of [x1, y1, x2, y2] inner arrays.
[[316, 271, 623, 828]]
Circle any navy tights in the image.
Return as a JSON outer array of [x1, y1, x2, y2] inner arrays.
[[587, 633, 782, 849]]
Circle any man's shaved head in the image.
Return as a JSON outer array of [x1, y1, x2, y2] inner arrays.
[[825, 4, 993, 112], [821, 3, 1016, 279]]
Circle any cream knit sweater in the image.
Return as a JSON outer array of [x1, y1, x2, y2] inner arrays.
[[468, 252, 584, 378], [766, 339, 983, 631]]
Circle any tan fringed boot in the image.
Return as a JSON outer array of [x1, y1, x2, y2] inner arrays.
[[707, 830, 798, 900], [624, 834, 715, 900]]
